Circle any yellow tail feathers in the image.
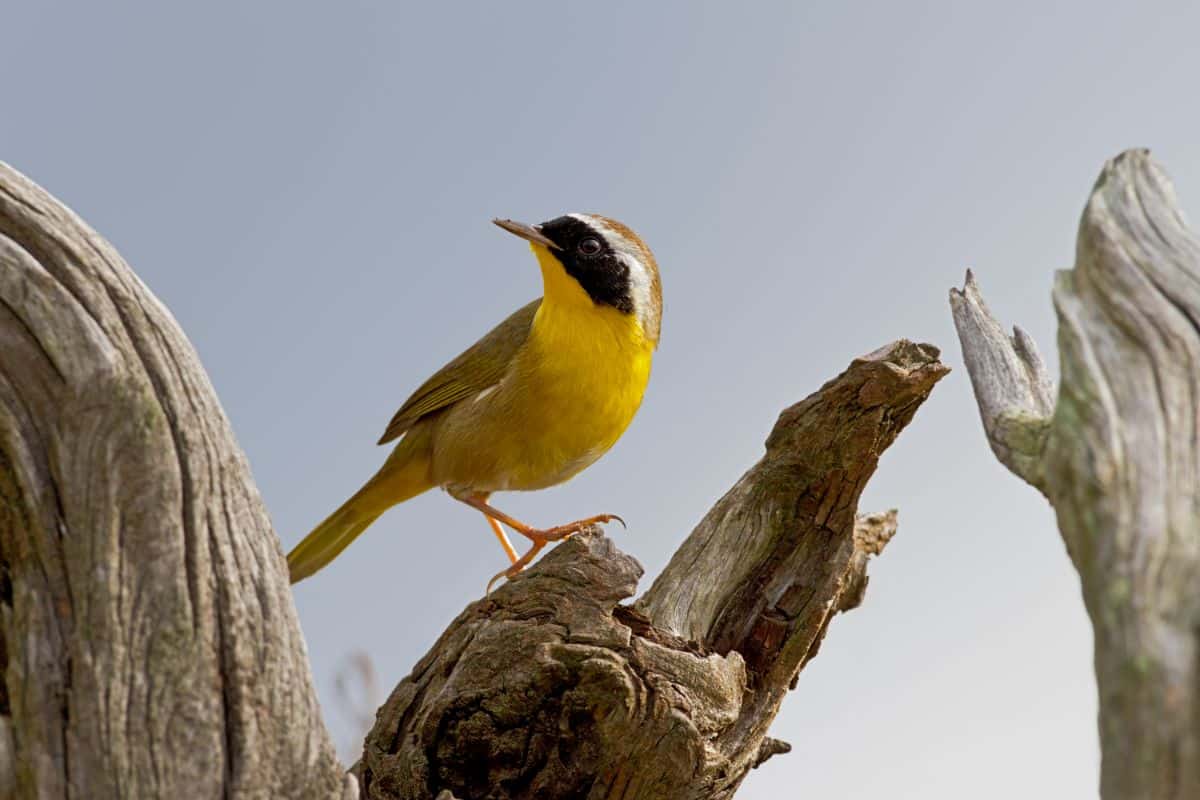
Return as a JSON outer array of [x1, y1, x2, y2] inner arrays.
[[287, 443, 433, 584]]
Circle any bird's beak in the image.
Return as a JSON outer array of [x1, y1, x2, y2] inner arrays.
[[492, 218, 560, 250]]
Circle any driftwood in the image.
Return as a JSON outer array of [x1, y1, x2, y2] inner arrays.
[[951, 148, 1200, 800], [0, 161, 944, 799]]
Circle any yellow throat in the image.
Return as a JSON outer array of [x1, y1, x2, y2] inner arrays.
[[523, 241, 655, 472]]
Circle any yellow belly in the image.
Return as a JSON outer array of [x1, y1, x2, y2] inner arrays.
[[430, 294, 654, 493]]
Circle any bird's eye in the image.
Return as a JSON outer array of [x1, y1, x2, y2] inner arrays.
[[578, 238, 602, 255]]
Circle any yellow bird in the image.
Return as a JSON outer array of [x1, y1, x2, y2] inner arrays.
[[287, 214, 661, 588]]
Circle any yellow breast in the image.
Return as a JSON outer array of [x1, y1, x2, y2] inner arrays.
[[431, 243, 655, 493], [499, 241, 654, 489]]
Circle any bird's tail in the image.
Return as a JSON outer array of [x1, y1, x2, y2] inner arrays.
[[287, 437, 434, 584]]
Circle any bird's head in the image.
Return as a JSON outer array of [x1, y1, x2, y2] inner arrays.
[[493, 214, 661, 345]]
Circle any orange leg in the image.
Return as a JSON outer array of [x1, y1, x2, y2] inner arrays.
[[453, 494, 625, 592], [485, 513, 520, 565], [468, 492, 519, 565]]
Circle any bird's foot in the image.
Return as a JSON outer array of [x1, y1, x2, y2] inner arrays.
[[486, 540, 547, 594], [524, 513, 626, 543], [484, 514, 626, 594]]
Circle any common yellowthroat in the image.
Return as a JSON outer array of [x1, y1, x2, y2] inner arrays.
[[287, 214, 661, 588]]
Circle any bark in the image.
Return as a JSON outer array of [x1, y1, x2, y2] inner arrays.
[[0, 164, 354, 798], [359, 343, 946, 800], [0, 160, 947, 800], [951, 148, 1200, 799]]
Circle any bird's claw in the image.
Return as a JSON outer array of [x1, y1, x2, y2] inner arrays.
[[484, 513, 627, 595], [485, 540, 545, 595], [485, 569, 507, 597], [539, 513, 625, 540]]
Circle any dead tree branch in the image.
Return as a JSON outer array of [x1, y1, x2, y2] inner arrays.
[[359, 342, 946, 799], [951, 148, 1200, 799]]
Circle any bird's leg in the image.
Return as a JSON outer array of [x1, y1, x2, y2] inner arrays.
[[454, 494, 625, 591], [468, 492, 520, 564], [484, 513, 520, 565]]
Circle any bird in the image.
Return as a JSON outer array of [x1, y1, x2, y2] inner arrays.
[[286, 213, 661, 589]]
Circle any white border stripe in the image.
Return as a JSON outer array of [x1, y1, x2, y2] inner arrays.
[[568, 213, 655, 332]]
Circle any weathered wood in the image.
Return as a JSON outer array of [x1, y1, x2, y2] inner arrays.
[[0, 164, 354, 798], [949, 271, 1055, 492], [951, 148, 1200, 799], [359, 341, 946, 800]]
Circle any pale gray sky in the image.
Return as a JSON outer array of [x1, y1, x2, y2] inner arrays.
[[5, 2, 1200, 797]]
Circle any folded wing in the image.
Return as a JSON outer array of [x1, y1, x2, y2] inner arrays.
[[377, 298, 541, 444]]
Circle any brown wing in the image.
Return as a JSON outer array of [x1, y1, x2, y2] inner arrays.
[[376, 298, 541, 444]]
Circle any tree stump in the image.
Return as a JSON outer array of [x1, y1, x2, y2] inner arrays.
[[951, 148, 1200, 799], [0, 164, 356, 798]]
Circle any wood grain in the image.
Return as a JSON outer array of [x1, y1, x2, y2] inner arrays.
[[0, 163, 354, 799], [952, 149, 1200, 799]]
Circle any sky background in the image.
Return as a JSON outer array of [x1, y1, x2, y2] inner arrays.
[[4, 2, 1200, 797]]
